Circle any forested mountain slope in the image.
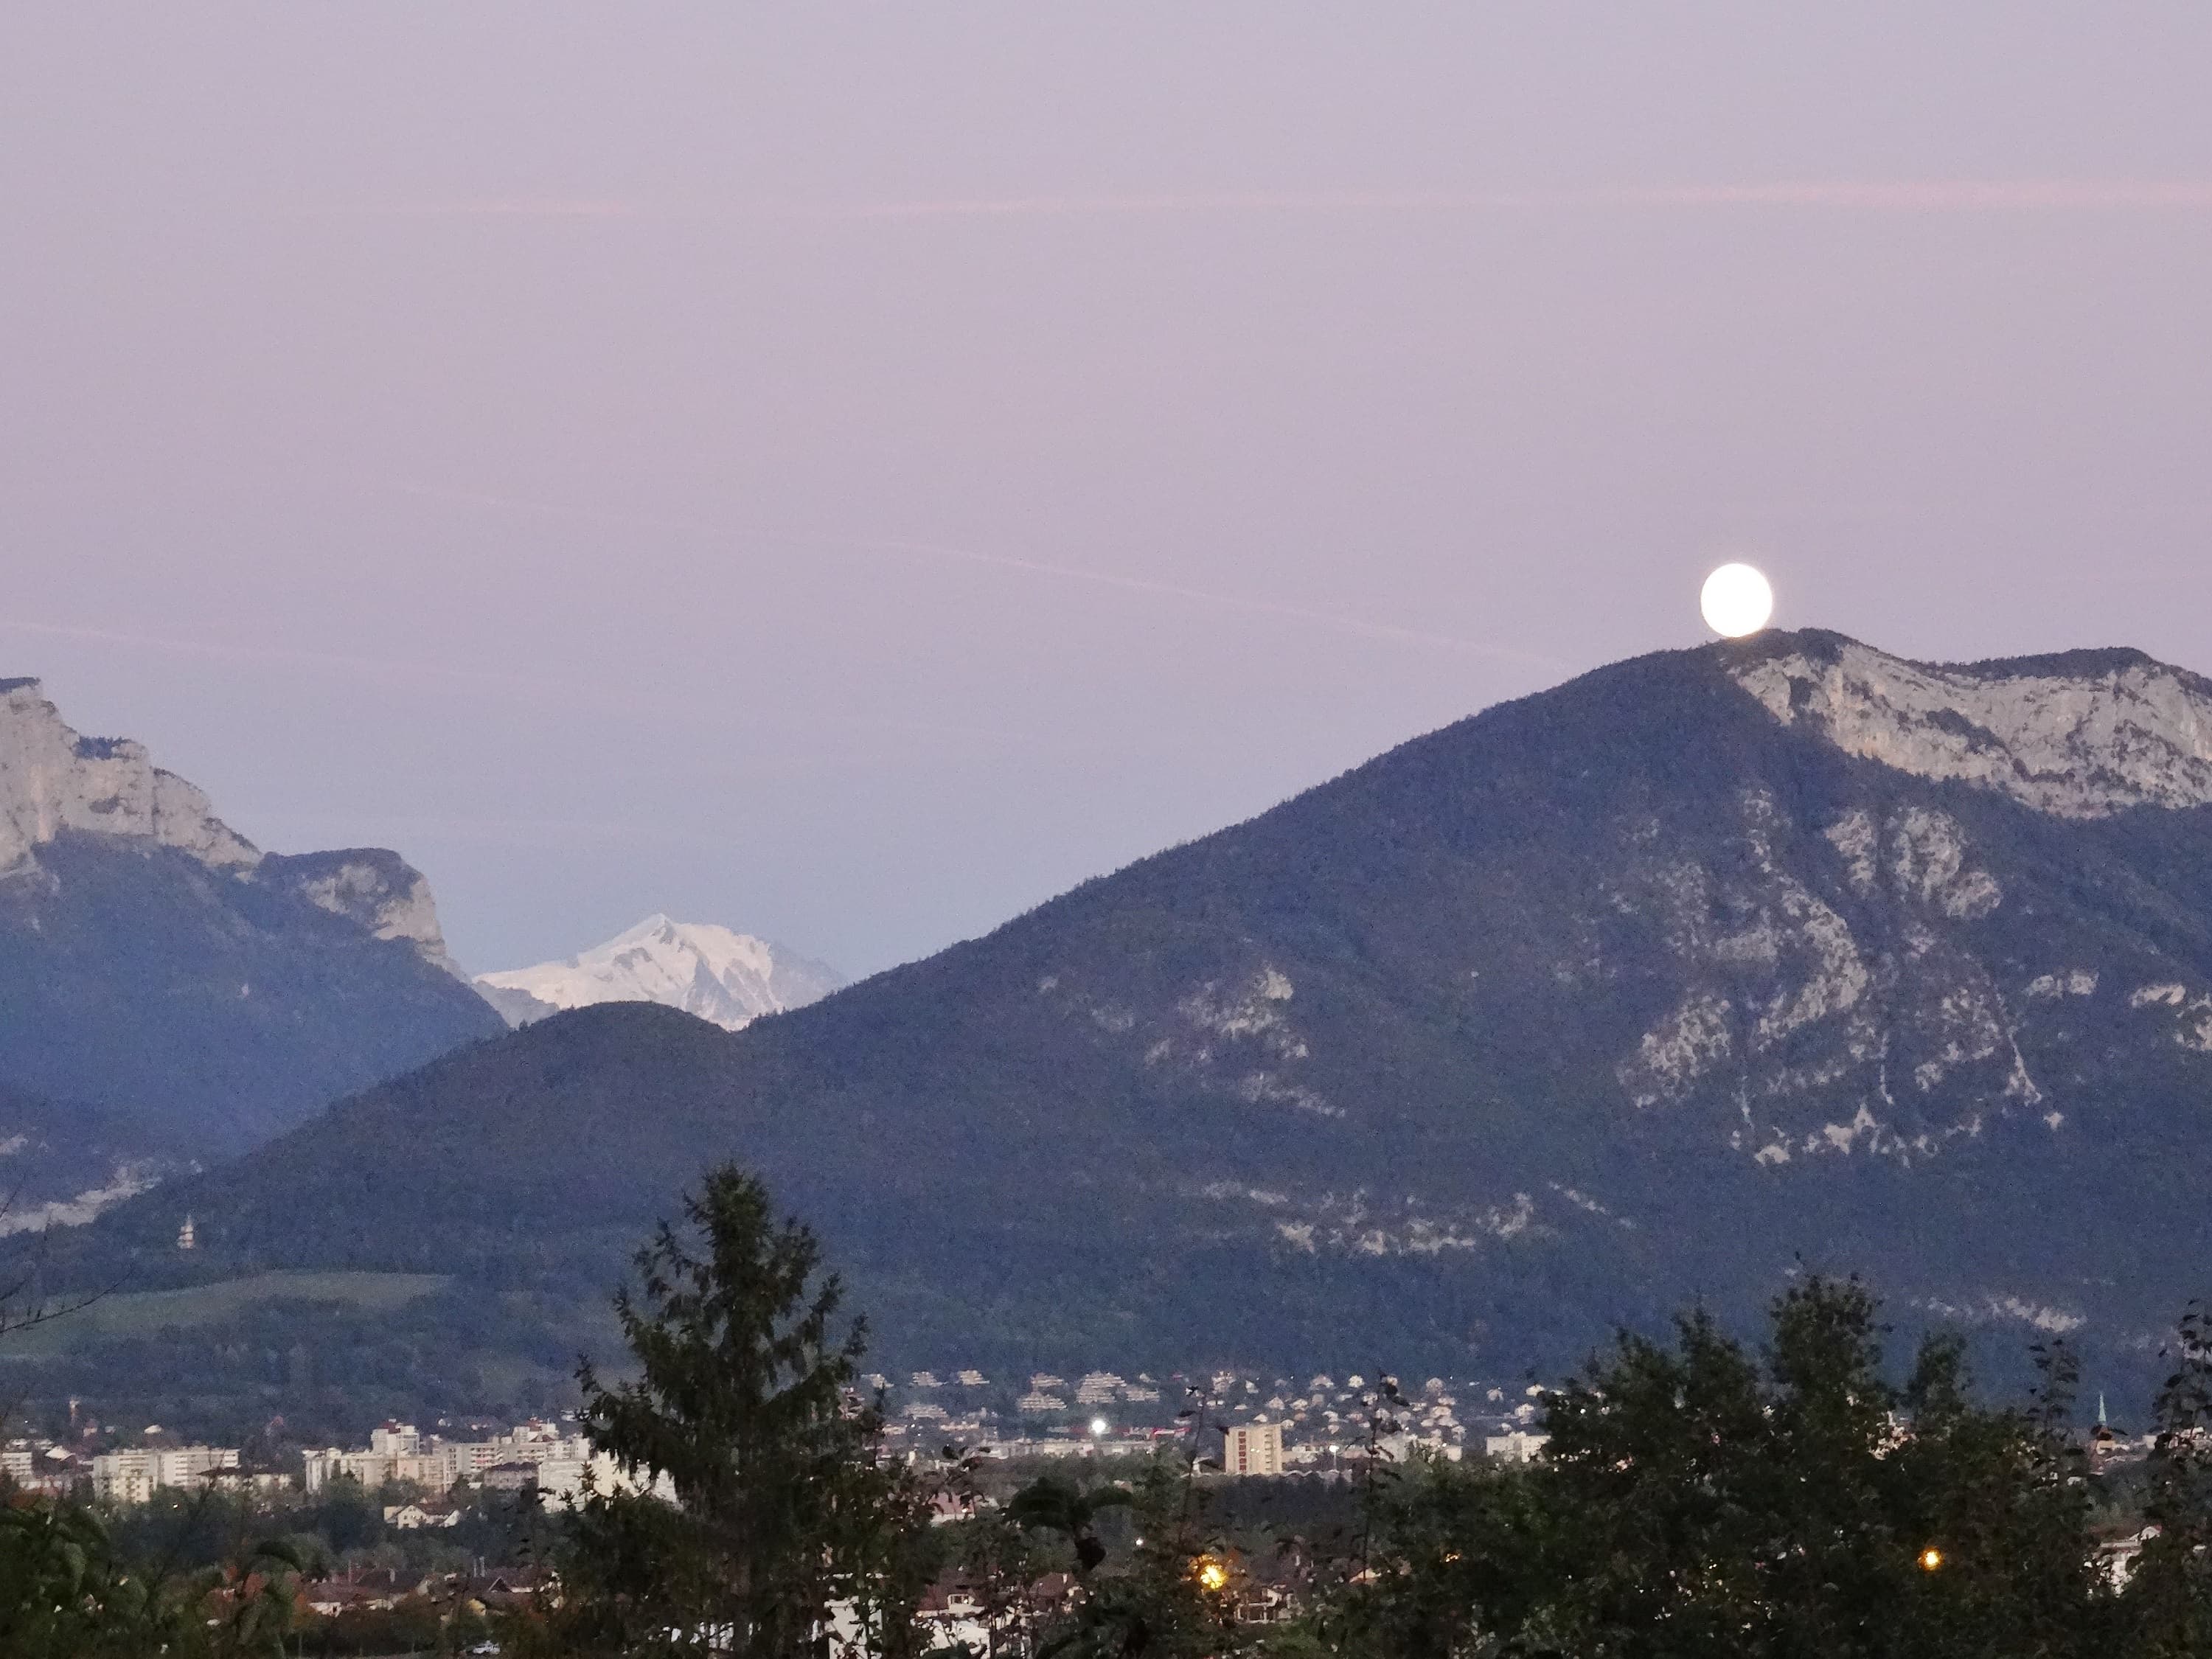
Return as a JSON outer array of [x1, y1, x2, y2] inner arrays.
[[55, 632, 2212, 1416], [0, 678, 504, 1151]]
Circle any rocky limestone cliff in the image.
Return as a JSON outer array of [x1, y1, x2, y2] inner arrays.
[[0, 676, 501, 1148], [0, 678, 466, 975], [0, 678, 257, 872], [1728, 633, 2212, 816], [262, 849, 467, 978]]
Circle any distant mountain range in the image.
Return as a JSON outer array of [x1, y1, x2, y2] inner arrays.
[[0, 678, 504, 1152], [57, 630, 2212, 1427], [476, 915, 842, 1031]]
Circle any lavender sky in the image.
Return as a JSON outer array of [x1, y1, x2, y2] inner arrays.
[[4, 7, 2210, 977]]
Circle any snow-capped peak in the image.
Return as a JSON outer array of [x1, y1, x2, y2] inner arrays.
[[474, 914, 843, 1032]]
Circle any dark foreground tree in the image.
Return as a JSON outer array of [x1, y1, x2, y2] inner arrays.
[[1321, 1450, 1559, 1659], [1005, 1441, 1240, 1657], [551, 1164, 922, 1658], [2125, 1301, 2212, 1655], [0, 1492, 303, 1659], [535, 1185, 2179, 1659], [0, 1238, 302, 1659], [1329, 1279, 2117, 1659]]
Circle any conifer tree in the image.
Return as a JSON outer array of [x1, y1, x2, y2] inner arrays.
[[1326, 1280, 2115, 1659], [2125, 1302, 2212, 1655], [560, 1164, 913, 1658]]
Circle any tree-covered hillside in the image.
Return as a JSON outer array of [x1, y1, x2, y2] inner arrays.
[[0, 837, 504, 1151], [35, 632, 2212, 1426]]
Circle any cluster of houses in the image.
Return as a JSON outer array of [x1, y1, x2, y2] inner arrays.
[[1, 1437, 285, 1506], [873, 1363, 1557, 1469], [0, 1438, 84, 1498], [71, 1347, 2145, 1515], [1, 1412, 664, 1513], [89, 1441, 264, 1505], [305, 1419, 581, 1498], [299, 1564, 549, 1621], [302, 1417, 664, 1511], [6, 1371, 1546, 1522]]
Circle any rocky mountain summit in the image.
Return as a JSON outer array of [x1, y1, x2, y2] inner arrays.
[[0, 678, 260, 872], [69, 631, 2212, 1411], [477, 914, 841, 1031], [1731, 638, 2212, 816], [0, 678, 501, 1150]]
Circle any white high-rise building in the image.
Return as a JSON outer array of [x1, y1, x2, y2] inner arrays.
[[91, 1445, 237, 1503], [1224, 1422, 1284, 1477]]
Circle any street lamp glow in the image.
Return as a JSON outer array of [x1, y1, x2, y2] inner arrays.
[[1090, 1416, 1110, 1437], [1919, 1546, 1944, 1572]]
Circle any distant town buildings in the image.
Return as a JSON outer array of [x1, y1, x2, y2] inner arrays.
[[305, 1418, 594, 1498], [12, 1395, 690, 1587], [1484, 1430, 1550, 1463], [1, 1442, 78, 1493], [1225, 1422, 1284, 1476], [383, 1499, 464, 1529], [848, 1357, 1531, 1468], [91, 1444, 237, 1504], [5, 1352, 1622, 1519]]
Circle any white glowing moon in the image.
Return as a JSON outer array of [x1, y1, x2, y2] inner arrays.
[[1700, 563, 1774, 637]]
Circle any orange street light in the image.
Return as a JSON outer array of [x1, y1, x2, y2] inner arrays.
[[1919, 1546, 1944, 1573]]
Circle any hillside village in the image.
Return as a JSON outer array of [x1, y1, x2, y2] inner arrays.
[[0, 1367, 1571, 1647], [4, 1361, 1568, 1514]]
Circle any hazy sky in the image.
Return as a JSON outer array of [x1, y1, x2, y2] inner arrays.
[[5, 6, 2211, 978]]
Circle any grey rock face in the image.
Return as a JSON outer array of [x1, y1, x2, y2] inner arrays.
[[263, 849, 467, 977], [0, 679, 258, 872], [1729, 636, 2212, 816], [0, 678, 501, 1150]]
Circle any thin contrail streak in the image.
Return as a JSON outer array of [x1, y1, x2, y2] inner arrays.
[[807, 180, 2212, 220], [785, 530, 1563, 668], [389, 481, 1561, 671], [328, 179, 2212, 221]]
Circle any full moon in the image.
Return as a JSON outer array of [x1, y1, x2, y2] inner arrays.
[[1700, 563, 1774, 638]]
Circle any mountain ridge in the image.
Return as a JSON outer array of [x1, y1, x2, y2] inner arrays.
[[46, 630, 2212, 1419], [0, 678, 504, 1150]]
